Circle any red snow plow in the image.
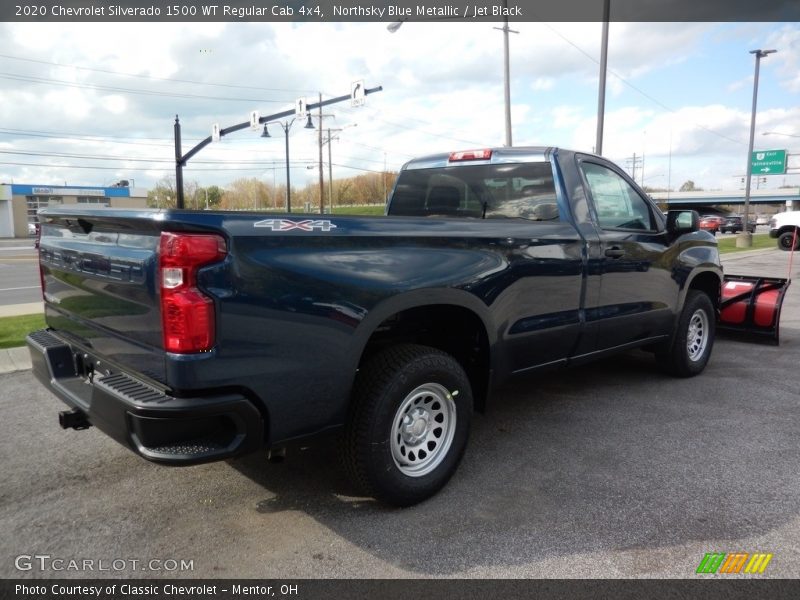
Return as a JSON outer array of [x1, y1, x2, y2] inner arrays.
[[718, 227, 795, 344], [718, 275, 791, 344]]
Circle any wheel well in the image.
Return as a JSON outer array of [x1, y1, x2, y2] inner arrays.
[[778, 225, 800, 236], [689, 271, 721, 309], [360, 305, 491, 412]]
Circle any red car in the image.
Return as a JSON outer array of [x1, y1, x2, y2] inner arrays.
[[699, 215, 725, 234]]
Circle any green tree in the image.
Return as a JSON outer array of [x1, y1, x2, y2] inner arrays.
[[146, 177, 177, 208], [679, 180, 703, 192]]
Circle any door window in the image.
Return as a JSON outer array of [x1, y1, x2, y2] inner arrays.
[[581, 162, 654, 231]]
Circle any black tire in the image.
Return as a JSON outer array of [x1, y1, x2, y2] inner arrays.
[[655, 290, 715, 377], [341, 344, 472, 506], [778, 231, 799, 251]]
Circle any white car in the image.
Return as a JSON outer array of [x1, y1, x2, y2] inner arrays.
[[769, 211, 800, 250]]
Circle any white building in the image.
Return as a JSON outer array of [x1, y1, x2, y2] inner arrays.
[[0, 182, 148, 238]]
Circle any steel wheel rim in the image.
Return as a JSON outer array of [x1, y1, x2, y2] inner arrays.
[[390, 383, 457, 477], [687, 308, 709, 362]]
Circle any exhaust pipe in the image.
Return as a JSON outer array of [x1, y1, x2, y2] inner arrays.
[[59, 408, 91, 430]]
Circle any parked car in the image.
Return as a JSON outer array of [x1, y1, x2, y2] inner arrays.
[[720, 215, 756, 234], [699, 215, 725, 234]]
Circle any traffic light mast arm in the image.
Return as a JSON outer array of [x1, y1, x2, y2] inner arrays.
[[174, 85, 383, 208]]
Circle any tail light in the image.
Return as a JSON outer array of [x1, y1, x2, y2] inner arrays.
[[159, 232, 227, 353]]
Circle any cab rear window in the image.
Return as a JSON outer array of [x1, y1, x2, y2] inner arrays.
[[388, 162, 559, 221]]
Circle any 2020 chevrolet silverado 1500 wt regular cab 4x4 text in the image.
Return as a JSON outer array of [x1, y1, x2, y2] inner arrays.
[[28, 147, 722, 506]]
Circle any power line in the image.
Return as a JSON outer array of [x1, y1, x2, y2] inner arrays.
[[0, 159, 328, 172], [0, 148, 295, 165], [335, 103, 485, 147], [542, 23, 746, 147], [0, 127, 305, 152], [0, 52, 314, 95], [0, 72, 293, 104]]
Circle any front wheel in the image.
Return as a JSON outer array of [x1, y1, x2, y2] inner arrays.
[[656, 290, 715, 377], [341, 344, 472, 506], [778, 230, 799, 251]]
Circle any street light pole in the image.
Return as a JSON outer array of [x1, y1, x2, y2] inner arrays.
[[763, 131, 800, 138], [595, 0, 610, 156], [739, 48, 777, 248], [283, 122, 292, 212], [174, 85, 383, 208], [501, 15, 513, 147]]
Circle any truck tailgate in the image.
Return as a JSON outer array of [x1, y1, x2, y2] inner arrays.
[[38, 212, 165, 384]]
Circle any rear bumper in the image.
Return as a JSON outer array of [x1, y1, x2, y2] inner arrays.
[[26, 329, 263, 465]]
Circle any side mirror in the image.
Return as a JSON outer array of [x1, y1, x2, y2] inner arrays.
[[667, 210, 699, 235]]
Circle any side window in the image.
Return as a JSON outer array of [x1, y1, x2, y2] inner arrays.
[[581, 162, 654, 230]]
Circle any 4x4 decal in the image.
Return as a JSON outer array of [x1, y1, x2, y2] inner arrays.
[[254, 219, 337, 232]]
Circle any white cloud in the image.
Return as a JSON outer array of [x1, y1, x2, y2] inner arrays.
[[531, 77, 555, 92], [766, 25, 800, 93], [0, 21, 797, 192]]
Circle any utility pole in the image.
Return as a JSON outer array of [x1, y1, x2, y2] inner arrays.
[[595, 0, 610, 156], [327, 129, 334, 213], [493, 0, 518, 147], [626, 153, 643, 184], [320, 123, 356, 215], [317, 93, 324, 214]]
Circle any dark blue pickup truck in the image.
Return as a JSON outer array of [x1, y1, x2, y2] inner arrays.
[[28, 147, 722, 505]]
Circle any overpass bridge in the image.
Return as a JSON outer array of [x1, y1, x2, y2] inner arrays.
[[650, 189, 800, 212]]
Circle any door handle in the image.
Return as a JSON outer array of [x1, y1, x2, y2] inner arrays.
[[604, 247, 625, 258]]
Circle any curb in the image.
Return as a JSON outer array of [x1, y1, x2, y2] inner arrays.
[[0, 346, 32, 374], [0, 302, 43, 318], [719, 248, 780, 261]]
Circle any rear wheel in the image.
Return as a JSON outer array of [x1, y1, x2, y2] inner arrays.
[[341, 344, 472, 506], [656, 290, 715, 377], [778, 230, 799, 251]]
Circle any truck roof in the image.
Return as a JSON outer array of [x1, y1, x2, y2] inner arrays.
[[401, 146, 577, 171]]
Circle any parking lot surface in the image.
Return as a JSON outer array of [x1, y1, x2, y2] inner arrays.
[[1, 248, 799, 579], [0, 240, 39, 307]]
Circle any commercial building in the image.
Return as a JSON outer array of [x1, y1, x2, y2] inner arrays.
[[0, 183, 148, 238]]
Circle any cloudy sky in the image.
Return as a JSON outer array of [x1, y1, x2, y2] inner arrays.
[[0, 19, 798, 194]]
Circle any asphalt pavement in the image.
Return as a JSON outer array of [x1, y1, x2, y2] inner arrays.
[[0, 238, 39, 306], [1, 247, 799, 579]]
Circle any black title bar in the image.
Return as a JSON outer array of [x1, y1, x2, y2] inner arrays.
[[4, 0, 800, 22]]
